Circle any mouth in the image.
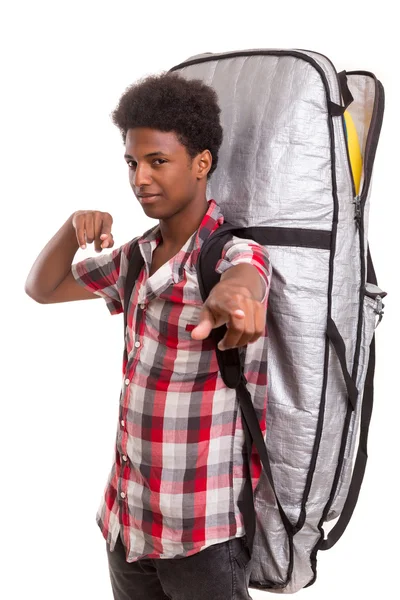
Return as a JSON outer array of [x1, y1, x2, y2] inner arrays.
[[137, 194, 161, 204]]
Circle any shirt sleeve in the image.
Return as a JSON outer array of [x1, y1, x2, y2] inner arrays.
[[71, 242, 131, 315], [215, 235, 271, 304]]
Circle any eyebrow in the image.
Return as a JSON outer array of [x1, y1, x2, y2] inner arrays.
[[124, 151, 166, 159]]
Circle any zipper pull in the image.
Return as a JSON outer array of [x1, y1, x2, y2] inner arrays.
[[375, 295, 385, 327], [365, 283, 387, 300], [353, 195, 361, 229], [364, 284, 387, 328]]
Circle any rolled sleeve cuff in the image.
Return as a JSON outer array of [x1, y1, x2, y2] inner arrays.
[[71, 262, 123, 315], [215, 236, 271, 305]]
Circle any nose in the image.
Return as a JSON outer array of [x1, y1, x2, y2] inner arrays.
[[132, 162, 152, 188]]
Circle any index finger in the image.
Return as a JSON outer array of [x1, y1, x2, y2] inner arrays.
[[74, 214, 87, 249], [217, 309, 246, 350], [94, 213, 112, 252], [100, 214, 114, 248]]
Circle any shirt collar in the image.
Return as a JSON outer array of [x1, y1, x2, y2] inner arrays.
[[138, 199, 224, 270]]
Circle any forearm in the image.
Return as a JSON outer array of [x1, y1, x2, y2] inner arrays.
[[25, 213, 79, 301], [220, 263, 264, 302]]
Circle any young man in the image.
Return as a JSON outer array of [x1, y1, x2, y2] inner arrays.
[[25, 72, 271, 600]]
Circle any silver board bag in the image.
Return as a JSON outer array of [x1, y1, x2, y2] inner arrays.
[[167, 49, 387, 593]]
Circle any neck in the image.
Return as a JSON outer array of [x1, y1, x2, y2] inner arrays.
[[158, 195, 209, 251]]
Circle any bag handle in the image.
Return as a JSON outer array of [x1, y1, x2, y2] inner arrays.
[[329, 70, 354, 116], [320, 245, 380, 549], [320, 334, 375, 549], [326, 317, 359, 410]]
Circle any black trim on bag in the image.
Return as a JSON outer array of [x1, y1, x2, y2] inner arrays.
[[338, 74, 357, 199], [326, 317, 358, 410], [352, 76, 384, 381], [323, 336, 376, 549], [319, 248, 378, 550], [229, 227, 331, 249], [347, 72, 385, 208], [367, 245, 377, 284], [170, 49, 330, 73], [298, 67, 341, 569], [308, 74, 384, 584]]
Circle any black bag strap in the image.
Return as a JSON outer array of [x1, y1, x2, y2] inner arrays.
[[329, 70, 354, 116], [320, 245, 379, 549], [197, 222, 246, 387], [123, 239, 145, 366], [326, 317, 359, 410], [197, 224, 295, 586], [320, 334, 376, 550], [235, 377, 296, 542]]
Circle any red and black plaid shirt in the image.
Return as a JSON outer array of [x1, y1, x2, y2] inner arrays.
[[71, 199, 271, 562]]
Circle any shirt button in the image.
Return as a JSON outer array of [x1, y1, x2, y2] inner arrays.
[[140, 303, 146, 309], [120, 492, 126, 499], [121, 420, 125, 427], [134, 341, 141, 348], [124, 378, 130, 385], [122, 455, 128, 461]]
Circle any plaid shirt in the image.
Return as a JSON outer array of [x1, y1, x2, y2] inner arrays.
[[71, 199, 271, 562]]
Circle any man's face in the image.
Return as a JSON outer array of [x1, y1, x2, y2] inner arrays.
[[124, 127, 203, 220]]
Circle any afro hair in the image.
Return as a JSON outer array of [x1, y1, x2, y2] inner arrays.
[[111, 72, 223, 178]]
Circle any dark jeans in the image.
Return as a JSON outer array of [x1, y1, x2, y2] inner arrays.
[[106, 533, 253, 600]]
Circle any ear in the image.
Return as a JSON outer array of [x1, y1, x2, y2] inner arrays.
[[196, 150, 212, 180]]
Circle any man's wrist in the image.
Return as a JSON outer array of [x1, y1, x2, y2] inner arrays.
[[214, 279, 257, 301], [219, 263, 263, 302]]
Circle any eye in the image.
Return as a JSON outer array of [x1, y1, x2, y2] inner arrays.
[[153, 159, 167, 166], [127, 160, 137, 169]]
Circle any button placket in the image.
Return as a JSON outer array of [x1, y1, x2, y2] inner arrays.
[[119, 291, 146, 507]]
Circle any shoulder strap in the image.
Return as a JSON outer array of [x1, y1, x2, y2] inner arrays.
[[123, 239, 145, 366], [197, 222, 245, 387], [198, 224, 295, 585]]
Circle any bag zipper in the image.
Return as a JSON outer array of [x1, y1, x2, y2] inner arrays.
[[346, 72, 385, 229], [296, 53, 384, 231], [365, 282, 387, 327]]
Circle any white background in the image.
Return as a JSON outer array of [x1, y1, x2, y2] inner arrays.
[[1, 1, 398, 598]]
